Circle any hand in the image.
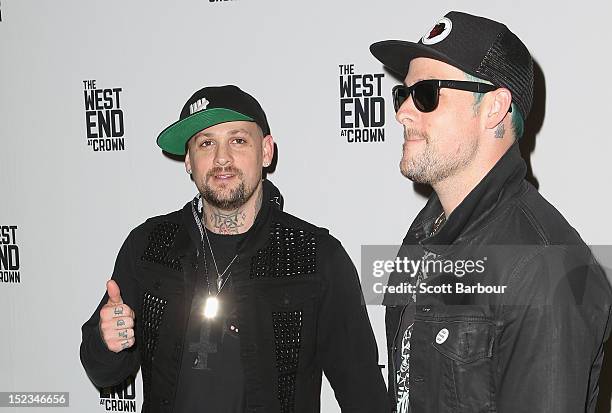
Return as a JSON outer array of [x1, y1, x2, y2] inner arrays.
[[98, 279, 136, 353]]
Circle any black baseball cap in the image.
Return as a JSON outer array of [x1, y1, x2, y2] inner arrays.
[[370, 11, 534, 119], [157, 85, 271, 155]]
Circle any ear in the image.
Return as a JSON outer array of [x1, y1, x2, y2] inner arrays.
[[484, 87, 512, 130], [184, 149, 192, 174], [262, 134, 275, 167]]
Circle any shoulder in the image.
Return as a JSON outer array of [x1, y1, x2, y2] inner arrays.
[[271, 209, 345, 256], [507, 244, 611, 306], [512, 182, 585, 245], [124, 207, 185, 246], [484, 181, 585, 246], [273, 209, 328, 233]]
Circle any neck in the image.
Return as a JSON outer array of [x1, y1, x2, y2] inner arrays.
[[432, 149, 504, 218], [203, 182, 264, 235], [433, 131, 515, 218], [432, 174, 481, 218]]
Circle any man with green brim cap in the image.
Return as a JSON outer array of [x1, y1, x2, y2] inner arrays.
[[80, 84, 389, 412]]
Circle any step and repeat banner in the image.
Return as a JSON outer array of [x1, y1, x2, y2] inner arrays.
[[2, 0, 612, 412]]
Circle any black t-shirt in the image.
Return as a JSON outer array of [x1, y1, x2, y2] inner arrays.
[[173, 230, 246, 413]]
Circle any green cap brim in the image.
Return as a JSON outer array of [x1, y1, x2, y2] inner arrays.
[[156, 108, 255, 155]]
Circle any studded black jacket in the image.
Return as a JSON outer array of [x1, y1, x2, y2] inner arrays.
[[80, 180, 389, 413], [384, 143, 612, 413]]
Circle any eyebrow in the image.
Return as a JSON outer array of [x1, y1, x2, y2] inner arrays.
[[406, 75, 437, 86], [198, 128, 253, 138]]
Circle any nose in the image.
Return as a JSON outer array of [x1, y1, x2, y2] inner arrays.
[[395, 94, 418, 126], [214, 141, 233, 167]]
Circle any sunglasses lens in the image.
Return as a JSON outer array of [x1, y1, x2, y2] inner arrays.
[[393, 87, 408, 112], [413, 82, 439, 112]]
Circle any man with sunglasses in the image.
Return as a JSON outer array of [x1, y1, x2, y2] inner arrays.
[[370, 11, 611, 413]]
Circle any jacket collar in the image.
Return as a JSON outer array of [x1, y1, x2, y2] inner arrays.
[[405, 142, 527, 254]]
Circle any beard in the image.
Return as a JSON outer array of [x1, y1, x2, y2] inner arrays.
[[400, 128, 479, 185], [200, 166, 254, 210]]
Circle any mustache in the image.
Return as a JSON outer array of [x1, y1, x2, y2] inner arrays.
[[404, 127, 429, 141], [206, 166, 243, 179]]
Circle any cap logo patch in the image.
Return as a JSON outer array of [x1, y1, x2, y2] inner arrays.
[[189, 97, 210, 115], [421, 17, 452, 45]]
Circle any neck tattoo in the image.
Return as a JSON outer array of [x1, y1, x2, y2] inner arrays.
[[204, 186, 264, 235], [207, 208, 247, 234]]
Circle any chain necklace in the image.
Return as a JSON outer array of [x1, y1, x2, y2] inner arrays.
[[204, 227, 238, 292], [430, 211, 446, 236], [191, 196, 238, 319]]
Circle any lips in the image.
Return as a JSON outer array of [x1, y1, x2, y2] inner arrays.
[[214, 173, 235, 179], [404, 134, 426, 142], [404, 128, 427, 142], [206, 167, 242, 183]]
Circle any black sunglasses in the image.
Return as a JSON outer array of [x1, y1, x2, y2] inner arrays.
[[392, 79, 511, 113]]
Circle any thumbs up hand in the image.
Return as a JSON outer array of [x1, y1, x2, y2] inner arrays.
[[99, 280, 136, 353]]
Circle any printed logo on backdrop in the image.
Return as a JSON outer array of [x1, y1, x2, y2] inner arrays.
[[0, 226, 20, 284], [99, 375, 136, 412], [83, 80, 125, 152], [339, 64, 385, 143]]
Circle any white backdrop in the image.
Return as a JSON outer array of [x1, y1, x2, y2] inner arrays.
[[2, 0, 612, 412]]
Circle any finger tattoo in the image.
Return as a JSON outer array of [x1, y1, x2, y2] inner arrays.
[[119, 330, 128, 339], [121, 340, 130, 349], [117, 319, 125, 327], [114, 306, 124, 315]]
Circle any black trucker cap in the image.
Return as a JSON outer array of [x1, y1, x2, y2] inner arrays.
[[370, 11, 534, 119], [157, 85, 270, 155]]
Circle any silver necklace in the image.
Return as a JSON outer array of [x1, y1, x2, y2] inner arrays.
[[430, 212, 446, 236], [191, 196, 238, 319], [204, 227, 238, 292]]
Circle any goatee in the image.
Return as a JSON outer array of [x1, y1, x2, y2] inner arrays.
[[201, 167, 250, 210]]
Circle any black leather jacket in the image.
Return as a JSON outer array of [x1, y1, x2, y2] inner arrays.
[[80, 180, 389, 413], [385, 144, 612, 412]]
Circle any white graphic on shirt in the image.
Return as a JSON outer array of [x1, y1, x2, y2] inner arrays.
[[396, 323, 413, 413]]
